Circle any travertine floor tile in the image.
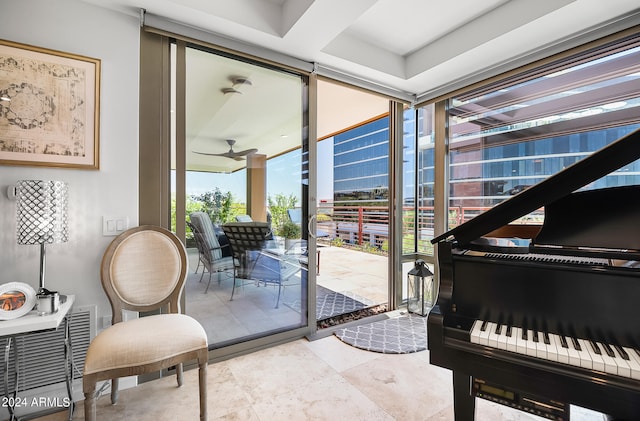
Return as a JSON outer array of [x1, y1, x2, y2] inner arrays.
[[31, 335, 609, 421], [305, 331, 381, 372]]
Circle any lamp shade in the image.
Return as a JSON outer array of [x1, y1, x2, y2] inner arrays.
[[16, 180, 68, 245]]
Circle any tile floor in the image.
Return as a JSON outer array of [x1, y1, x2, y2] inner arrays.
[[27, 246, 609, 421], [34, 334, 608, 421]]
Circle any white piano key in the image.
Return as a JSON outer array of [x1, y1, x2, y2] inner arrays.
[[566, 337, 581, 367], [622, 347, 640, 380], [585, 340, 605, 372], [545, 333, 559, 362], [506, 327, 518, 352], [515, 327, 527, 355], [487, 323, 500, 348], [496, 325, 509, 350], [470, 320, 483, 344], [597, 342, 618, 375], [611, 346, 631, 378], [525, 330, 537, 357], [535, 332, 547, 359], [551, 334, 569, 364], [576, 338, 593, 370], [479, 321, 493, 346]]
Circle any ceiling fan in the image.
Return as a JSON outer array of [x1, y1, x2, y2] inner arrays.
[[193, 139, 258, 161]]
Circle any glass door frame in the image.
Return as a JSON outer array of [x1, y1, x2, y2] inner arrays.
[[141, 32, 318, 360]]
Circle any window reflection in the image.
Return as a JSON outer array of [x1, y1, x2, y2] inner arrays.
[[447, 41, 640, 228]]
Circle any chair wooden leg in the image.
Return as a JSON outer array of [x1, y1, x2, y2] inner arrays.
[[176, 362, 184, 387], [111, 378, 119, 404], [199, 361, 208, 421], [84, 385, 96, 421]]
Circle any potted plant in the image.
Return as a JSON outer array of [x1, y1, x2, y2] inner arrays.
[[278, 220, 301, 249]]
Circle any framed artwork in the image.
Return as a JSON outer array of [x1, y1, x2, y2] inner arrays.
[[0, 39, 100, 169]]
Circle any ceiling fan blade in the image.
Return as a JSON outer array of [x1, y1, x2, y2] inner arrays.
[[192, 150, 235, 158], [192, 150, 251, 160], [191, 140, 257, 160], [235, 148, 258, 156]]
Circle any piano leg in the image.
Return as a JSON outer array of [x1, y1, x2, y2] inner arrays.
[[453, 370, 475, 421]]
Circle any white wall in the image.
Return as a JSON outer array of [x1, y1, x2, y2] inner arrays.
[[0, 0, 139, 322]]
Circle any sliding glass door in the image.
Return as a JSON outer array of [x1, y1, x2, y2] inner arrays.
[[315, 79, 391, 323], [171, 44, 313, 349]]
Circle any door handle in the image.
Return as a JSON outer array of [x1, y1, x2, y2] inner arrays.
[[308, 214, 317, 239]]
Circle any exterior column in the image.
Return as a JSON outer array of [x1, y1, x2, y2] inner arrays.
[[246, 153, 267, 222]]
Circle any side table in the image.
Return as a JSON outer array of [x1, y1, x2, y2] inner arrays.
[[0, 295, 75, 421]]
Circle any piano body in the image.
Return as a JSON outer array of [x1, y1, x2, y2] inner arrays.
[[428, 128, 640, 420]]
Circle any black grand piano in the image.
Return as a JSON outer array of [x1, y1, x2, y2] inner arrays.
[[428, 128, 640, 420]]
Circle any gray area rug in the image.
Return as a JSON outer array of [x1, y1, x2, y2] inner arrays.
[[316, 286, 372, 320], [284, 286, 372, 321], [334, 314, 428, 354]]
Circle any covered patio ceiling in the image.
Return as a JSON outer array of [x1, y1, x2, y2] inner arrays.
[[182, 47, 389, 173]]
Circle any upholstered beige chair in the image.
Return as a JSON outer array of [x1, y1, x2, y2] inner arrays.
[[83, 225, 208, 421]]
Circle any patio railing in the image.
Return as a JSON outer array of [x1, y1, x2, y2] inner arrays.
[[315, 203, 544, 250]]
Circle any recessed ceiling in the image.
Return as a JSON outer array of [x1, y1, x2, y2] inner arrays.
[[79, 0, 640, 95], [79, 0, 640, 173]]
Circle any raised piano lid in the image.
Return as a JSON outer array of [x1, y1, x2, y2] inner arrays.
[[431, 127, 640, 251]]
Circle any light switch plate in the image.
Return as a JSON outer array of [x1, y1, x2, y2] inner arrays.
[[103, 216, 129, 236]]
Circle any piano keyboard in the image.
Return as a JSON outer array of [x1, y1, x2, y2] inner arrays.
[[470, 320, 640, 380]]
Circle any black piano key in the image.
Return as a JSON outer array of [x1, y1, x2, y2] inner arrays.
[[571, 336, 581, 351], [602, 342, 615, 357], [480, 320, 488, 332], [560, 335, 569, 349], [522, 329, 528, 341], [495, 323, 502, 335], [543, 331, 550, 345], [589, 340, 602, 355], [533, 330, 539, 343], [506, 325, 512, 337], [614, 344, 630, 360]]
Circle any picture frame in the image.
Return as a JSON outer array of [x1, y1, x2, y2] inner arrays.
[[0, 282, 37, 320], [0, 39, 101, 169]]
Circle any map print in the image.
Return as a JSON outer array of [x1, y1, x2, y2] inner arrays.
[[0, 52, 87, 157]]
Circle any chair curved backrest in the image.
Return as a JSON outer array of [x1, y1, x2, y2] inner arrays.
[[187, 220, 211, 267], [100, 225, 187, 322], [190, 212, 223, 260]]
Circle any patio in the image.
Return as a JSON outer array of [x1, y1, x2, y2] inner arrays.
[[184, 244, 388, 346]]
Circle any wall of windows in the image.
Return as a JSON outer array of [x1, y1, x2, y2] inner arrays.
[[447, 32, 640, 234], [404, 27, 640, 258]]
